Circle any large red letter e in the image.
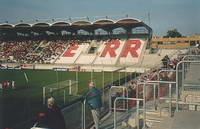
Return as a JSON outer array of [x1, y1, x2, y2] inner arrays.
[[62, 45, 79, 57]]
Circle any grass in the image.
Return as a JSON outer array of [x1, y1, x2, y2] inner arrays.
[[0, 69, 131, 129]]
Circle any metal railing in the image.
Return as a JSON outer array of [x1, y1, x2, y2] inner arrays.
[[182, 55, 200, 61], [145, 80, 176, 117], [137, 82, 159, 110], [109, 86, 129, 111], [113, 97, 143, 129], [136, 80, 176, 128], [82, 100, 86, 129], [176, 60, 200, 111], [112, 80, 176, 129], [61, 100, 83, 129]]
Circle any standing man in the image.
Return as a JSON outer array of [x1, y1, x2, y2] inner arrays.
[[45, 97, 66, 129], [83, 81, 102, 129]]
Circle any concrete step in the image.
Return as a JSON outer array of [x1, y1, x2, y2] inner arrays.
[[149, 116, 174, 129]]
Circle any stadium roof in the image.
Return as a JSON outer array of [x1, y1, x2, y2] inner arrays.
[[0, 18, 150, 29], [0, 18, 152, 38]]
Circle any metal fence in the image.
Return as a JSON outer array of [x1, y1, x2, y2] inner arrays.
[[176, 60, 200, 111]]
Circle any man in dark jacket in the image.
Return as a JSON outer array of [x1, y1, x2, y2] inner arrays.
[[45, 97, 66, 129], [162, 55, 170, 68], [84, 81, 102, 129]]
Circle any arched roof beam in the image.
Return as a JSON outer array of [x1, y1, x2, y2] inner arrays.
[[32, 22, 50, 28], [116, 18, 141, 24], [93, 19, 114, 26], [15, 23, 31, 28], [0, 24, 14, 29], [71, 21, 92, 26], [51, 21, 70, 27]]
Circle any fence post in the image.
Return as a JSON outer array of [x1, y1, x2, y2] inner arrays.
[[43, 87, 46, 105], [82, 103, 84, 129], [56, 71, 59, 88], [136, 100, 140, 129], [169, 83, 172, 117], [84, 100, 86, 129], [114, 98, 117, 129], [143, 84, 146, 128], [76, 69, 78, 92], [111, 72, 114, 86], [64, 90, 66, 104], [119, 71, 121, 85], [182, 63, 185, 90], [69, 80, 72, 95], [102, 70, 105, 106], [153, 84, 156, 110]]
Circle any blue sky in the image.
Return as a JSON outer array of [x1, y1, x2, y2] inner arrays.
[[0, 0, 199, 36]]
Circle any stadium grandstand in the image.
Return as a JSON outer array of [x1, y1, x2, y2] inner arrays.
[[0, 18, 156, 72], [0, 18, 187, 72], [1, 17, 200, 129]]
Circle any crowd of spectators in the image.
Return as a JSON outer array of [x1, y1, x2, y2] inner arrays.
[[25, 40, 68, 64], [0, 39, 96, 64], [0, 40, 69, 64], [0, 40, 39, 63]]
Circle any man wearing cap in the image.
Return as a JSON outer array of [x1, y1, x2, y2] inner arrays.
[[45, 97, 66, 129], [83, 81, 102, 129]]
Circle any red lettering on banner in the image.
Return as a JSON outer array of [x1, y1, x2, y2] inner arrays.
[[62, 45, 79, 57], [120, 40, 141, 57], [100, 40, 120, 57]]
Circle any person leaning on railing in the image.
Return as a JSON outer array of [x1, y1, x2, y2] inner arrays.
[[82, 81, 102, 129]]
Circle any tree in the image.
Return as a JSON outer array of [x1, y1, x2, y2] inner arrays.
[[164, 29, 182, 38]]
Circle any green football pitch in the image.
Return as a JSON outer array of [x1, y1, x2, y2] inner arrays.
[[0, 69, 134, 129]]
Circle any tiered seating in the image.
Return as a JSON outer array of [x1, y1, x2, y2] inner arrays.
[[0, 40, 40, 63], [76, 40, 102, 65], [0, 38, 149, 66], [0, 40, 68, 64], [20, 40, 68, 64], [94, 40, 125, 65], [55, 42, 90, 64], [119, 39, 146, 65]]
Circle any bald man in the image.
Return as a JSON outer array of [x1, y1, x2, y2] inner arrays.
[[45, 97, 66, 129]]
